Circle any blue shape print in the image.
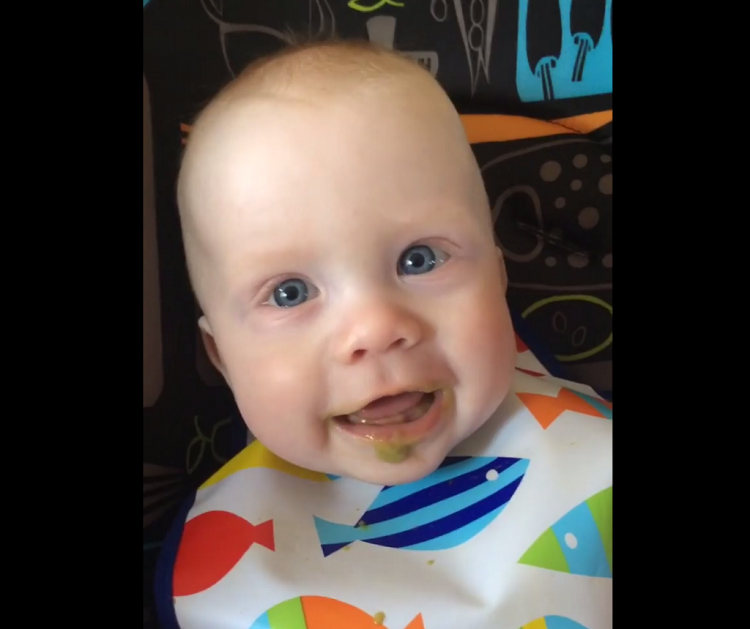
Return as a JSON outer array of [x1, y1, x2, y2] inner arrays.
[[314, 456, 530, 556], [571, 390, 612, 420], [522, 617, 591, 629], [516, 0, 612, 102], [546, 618, 590, 629]]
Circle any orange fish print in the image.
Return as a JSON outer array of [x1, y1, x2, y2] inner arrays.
[[249, 595, 425, 628]]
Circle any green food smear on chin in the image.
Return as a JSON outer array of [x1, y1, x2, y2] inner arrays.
[[373, 442, 412, 463]]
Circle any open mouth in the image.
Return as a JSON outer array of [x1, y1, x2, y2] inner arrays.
[[334, 391, 436, 427], [330, 388, 447, 447]]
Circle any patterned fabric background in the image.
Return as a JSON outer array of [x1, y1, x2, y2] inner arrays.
[[143, 1, 611, 626]]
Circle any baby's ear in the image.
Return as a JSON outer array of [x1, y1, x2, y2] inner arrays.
[[496, 246, 508, 293], [198, 316, 229, 380]]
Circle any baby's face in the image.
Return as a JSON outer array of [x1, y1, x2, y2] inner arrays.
[[188, 88, 516, 485]]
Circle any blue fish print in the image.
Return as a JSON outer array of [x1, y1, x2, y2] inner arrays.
[[314, 456, 530, 556]]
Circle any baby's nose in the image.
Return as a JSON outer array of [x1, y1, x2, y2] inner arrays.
[[333, 301, 424, 365]]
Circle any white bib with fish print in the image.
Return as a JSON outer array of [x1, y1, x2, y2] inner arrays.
[[155, 366, 612, 629]]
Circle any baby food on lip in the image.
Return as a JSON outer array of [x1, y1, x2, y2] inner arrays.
[[373, 441, 412, 463]]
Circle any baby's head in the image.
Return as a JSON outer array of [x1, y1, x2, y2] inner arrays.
[[177, 40, 516, 485]]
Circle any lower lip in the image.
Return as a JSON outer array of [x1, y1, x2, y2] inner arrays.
[[332, 389, 448, 445]]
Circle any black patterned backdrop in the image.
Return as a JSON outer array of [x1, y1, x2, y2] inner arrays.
[[143, 1, 612, 626]]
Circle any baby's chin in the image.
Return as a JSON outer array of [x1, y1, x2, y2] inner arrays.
[[262, 395, 503, 486], [305, 414, 500, 485], [270, 429, 454, 485], [325, 429, 470, 486], [337, 452, 447, 486]]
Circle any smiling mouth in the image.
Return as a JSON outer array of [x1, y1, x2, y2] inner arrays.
[[333, 390, 437, 426], [331, 387, 450, 454]]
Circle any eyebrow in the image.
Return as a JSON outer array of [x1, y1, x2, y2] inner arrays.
[[230, 242, 319, 270], [223, 246, 313, 306]]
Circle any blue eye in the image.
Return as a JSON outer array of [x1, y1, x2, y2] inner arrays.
[[268, 278, 316, 308], [397, 245, 450, 276]]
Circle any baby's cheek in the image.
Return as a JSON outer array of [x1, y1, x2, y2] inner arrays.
[[452, 290, 515, 384], [229, 345, 328, 457], [227, 347, 292, 407], [236, 390, 315, 463]]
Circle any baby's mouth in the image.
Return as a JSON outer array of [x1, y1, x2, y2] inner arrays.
[[334, 391, 436, 426]]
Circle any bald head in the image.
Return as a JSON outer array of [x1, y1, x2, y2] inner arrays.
[[179, 40, 454, 203], [177, 40, 487, 310], [193, 39, 438, 119]]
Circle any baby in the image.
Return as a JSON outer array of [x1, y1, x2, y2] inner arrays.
[[157, 39, 612, 629]]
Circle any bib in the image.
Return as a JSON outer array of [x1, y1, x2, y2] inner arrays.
[[155, 361, 612, 629]]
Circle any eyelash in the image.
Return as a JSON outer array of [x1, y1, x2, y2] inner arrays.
[[258, 275, 313, 307], [258, 242, 452, 309]]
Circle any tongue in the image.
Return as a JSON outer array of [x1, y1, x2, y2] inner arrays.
[[354, 392, 425, 421]]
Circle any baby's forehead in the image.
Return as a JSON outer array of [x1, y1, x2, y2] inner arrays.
[[179, 45, 483, 246], [187, 92, 466, 203], [196, 100, 470, 212]]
